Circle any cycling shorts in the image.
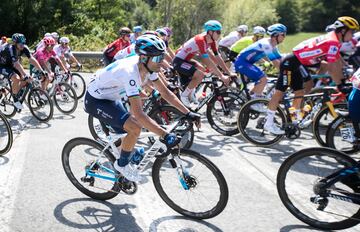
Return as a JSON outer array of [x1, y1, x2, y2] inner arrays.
[[349, 88, 360, 123], [84, 92, 130, 133], [172, 57, 197, 87], [234, 59, 265, 83], [0, 66, 20, 79], [275, 54, 311, 92]]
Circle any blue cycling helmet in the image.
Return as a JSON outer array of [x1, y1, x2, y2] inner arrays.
[[204, 20, 222, 32], [133, 26, 142, 33], [135, 34, 166, 57], [267, 23, 287, 36], [12, 33, 26, 44]]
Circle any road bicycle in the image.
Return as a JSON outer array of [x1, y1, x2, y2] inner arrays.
[[0, 111, 13, 156], [62, 116, 229, 219]]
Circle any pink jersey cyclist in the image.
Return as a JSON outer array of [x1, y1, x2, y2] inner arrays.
[[293, 31, 341, 66], [34, 48, 57, 63]]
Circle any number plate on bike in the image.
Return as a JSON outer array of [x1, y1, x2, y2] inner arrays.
[[340, 127, 355, 143]]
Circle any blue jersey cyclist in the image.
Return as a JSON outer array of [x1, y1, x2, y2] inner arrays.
[[85, 34, 200, 182], [234, 23, 286, 110]]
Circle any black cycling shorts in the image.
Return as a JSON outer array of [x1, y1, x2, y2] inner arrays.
[[0, 66, 20, 79], [172, 57, 197, 87], [275, 54, 311, 92]]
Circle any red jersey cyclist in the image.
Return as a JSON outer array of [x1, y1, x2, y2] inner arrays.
[[173, 20, 235, 107]]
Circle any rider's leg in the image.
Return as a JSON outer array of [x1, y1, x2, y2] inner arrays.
[[251, 75, 267, 96], [10, 73, 21, 95]]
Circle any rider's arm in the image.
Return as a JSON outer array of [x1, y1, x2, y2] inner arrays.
[[29, 56, 45, 72], [54, 56, 68, 72], [37, 59, 52, 73], [167, 47, 175, 59], [128, 96, 167, 137], [12, 61, 27, 77], [327, 59, 345, 85], [201, 56, 228, 83], [160, 57, 172, 69], [152, 74, 190, 115], [271, 59, 281, 70], [209, 50, 232, 75]]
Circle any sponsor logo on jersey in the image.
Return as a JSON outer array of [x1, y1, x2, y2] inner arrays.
[[298, 49, 322, 58], [129, 80, 136, 86], [328, 45, 338, 55]]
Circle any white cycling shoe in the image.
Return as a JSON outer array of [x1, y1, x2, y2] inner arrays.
[[113, 161, 144, 182], [264, 122, 285, 135]]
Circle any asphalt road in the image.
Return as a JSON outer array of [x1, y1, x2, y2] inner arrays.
[[0, 72, 359, 232]]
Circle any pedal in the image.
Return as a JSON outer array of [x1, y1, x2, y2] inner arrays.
[[256, 117, 266, 129], [81, 176, 95, 186], [118, 176, 137, 195], [284, 124, 301, 139]]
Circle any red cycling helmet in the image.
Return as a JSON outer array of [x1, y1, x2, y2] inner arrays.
[[43, 37, 56, 46]]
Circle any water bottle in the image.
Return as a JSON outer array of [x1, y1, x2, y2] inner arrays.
[[131, 147, 145, 165]]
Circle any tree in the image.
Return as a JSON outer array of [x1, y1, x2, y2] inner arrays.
[[275, 0, 301, 34]]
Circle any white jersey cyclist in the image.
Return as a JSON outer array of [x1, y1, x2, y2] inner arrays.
[[218, 25, 248, 48], [87, 55, 157, 101], [113, 44, 136, 61]]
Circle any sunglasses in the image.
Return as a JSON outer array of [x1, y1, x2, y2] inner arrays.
[[214, 30, 221, 35], [151, 54, 165, 63], [279, 33, 286, 37], [125, 34, 131, 37]]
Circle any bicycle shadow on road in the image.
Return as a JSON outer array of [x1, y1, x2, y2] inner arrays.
[[52, 113, 76, 120], [8, 115, 51, 134], [280, 224, 328, 232], [192, 132, 236, 157], [0, 156, 9, 166], [149, 215, 223, 232], [54, 197, 142, 232]]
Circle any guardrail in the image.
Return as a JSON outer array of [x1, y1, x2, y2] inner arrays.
[[72, 51, 103, 59]]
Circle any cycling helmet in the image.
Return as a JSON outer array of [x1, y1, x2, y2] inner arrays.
[[325, 24, 336, 32], [135, 34, 166, 57], [133, 26, 142, 33], [51, 32, 59, 40], [119, 27, 132, 35], [204, 20, 222, 32], [43, 37, 56, 46], [12, 33, 26, 44], [163, 27, 173, 36], [267, 23, 287, 36], [156, 28, 168, 37], [333, 16, 359, 30], [237, 25, 248, 33], [143, 31, 161, 37], [44, 32, 51, 37], [59, 37, 70, 44], [253, 26, 266, 36]]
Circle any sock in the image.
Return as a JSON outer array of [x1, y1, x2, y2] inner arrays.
[[117, 150, 132, 167], [295, 109, 302, 121], [266, 109, 275, 123], [181, 87, 192, 97]]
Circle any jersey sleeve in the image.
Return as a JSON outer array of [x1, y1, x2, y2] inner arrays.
[[194, 35, 209, 58], [22, 46, 31, 58], [211, 41, 218, 55], [266, 47, 282, 61], [121, 74, 141, 98], [326, 43, 341, 63]]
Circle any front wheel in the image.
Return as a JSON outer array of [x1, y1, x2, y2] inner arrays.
[[206, 91, 243, 136], [28, 88, 54, 122], [53, 82, 78, 114], [277, 147, 360, 230], [0, 112, 13, 155], [152, 149, 229, 219], [0, 86, 16, 118]]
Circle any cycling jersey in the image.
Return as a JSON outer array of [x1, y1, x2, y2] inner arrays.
[[351, 68, 360, 90], [103, 38, 130, 60], [349, 68, 360, 122], [175, 33, 218, 60], [34, 48, 57, 63], [87, 55, 158, 101], [293, 31, 341, 66], [230, 36, 253, 54], [53, 44, 72, 58], [237, 38, 282, 63], [0, 44, 31, 67], [219, 31, 241, 48], [113, 44, 136, 60]]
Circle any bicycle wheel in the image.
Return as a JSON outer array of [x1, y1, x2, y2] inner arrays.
[[69, 73, 86, 99], [28, 88, 54, 122], [206, 91, 243, 136], [0, 112, 13, 155], [326, 116, 360, 154], [277, 147, 360, 230], [149, 105, 194, 149], [152, 149, 228, 219], [0, 86, 16, 118], [313, 103, 348, 147], [237, 99, 286, 146], [53, 82, 78, 114], [62, 137, 120, 200]]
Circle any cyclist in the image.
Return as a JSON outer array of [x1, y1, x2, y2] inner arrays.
[[130, 26, 143, 44], [103, 27, 132, 65], [229, 26, 266, 62], [264, 16, 359, 135], [32, 37, 69, 92], [349, 68, 360, 139], [54, 37, 82, 70], [85, 34, 200, 182], [173, 20, 234, 107], [219, 25, 248, 63], [0, 36, 7, 47], [163, 26, 176, 59], [0, 33, 46, 109], [234, 23, 286, 110]]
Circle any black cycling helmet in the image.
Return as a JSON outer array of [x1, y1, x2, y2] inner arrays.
[[135, 34, 166, 57], [12, 33, 26, 44]]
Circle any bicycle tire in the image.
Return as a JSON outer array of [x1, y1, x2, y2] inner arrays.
[[0, 86, 16, 118], [312, 103, 348, 147], [206, 91, 243, 136], [62, 137, 120, 200], [53, 82, 78, 114], [237, 98, 286, 146], [277, 147, 360, 230], [0, 112, 13, 155], [326, 116, 360, 154], [69, 73, 86, 99], [28, 88, 54, 122], [152, 148, 229, 219]]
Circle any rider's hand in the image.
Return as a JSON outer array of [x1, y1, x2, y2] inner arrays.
[[160, 133, 179, 148], [221, 75, 231, 86], [77, 63, 82, 70], [186, 111, 201, 128]]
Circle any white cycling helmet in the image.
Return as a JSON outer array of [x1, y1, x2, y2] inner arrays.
[[253, 26, 266, 36], [60, 37, 70, 44], [237, 25, 248, 33], [51, 32, 59, 40], [44, 32, 51, 37]]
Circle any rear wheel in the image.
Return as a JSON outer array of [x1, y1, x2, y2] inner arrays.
[[53, 82, 78, 114], [28, 88, 54, 122], [0, 86, 16, 118]]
